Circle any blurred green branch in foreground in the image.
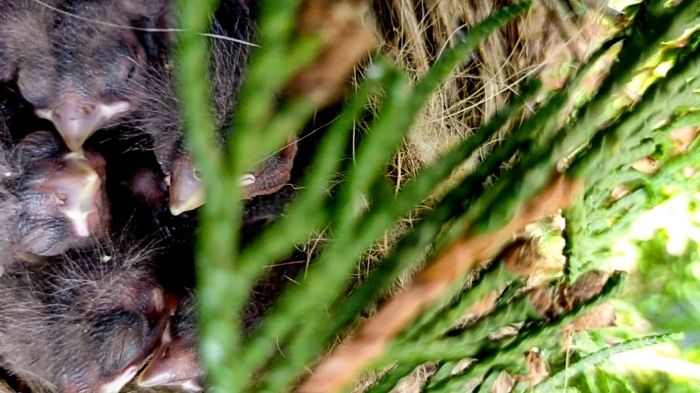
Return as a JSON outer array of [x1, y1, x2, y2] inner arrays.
[[176, 0, 700, 391]]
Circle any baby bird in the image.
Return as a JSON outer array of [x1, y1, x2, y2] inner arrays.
[[0, 0, 168, 151], [137, 292, 203, 392], [168, 139, 298, 216], [137, 241, 307, 392], [0, 239, 169, 393], [0, 130, 110, 259], [133, 0, 298, 216]]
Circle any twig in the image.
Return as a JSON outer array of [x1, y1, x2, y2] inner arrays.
[[285, 0, 378, 107], [297, 174, 582, 393]]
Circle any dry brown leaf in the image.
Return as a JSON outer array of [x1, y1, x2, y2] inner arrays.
[[569, 303, 617, 331], [527, 285, 558, 318], [565, 269, 610, 309], [502, 237, 543, 277], [610, 184, 630, 200], [670, 126, 699, 154], [449, 358, 475, 376], [527, 269, 613, 327], [463, 238, 544, 320], [463, 290, 500, 319]]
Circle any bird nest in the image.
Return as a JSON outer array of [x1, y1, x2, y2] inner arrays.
[[0, 0, 620, 392]]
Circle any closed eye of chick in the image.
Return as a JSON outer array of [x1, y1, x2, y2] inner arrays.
[[0, 238, 169, 393]]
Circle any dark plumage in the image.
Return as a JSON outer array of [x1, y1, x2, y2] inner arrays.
[[0, 2, 305, 391], [2, 0, 296, 216], [133, 0, 253, 171], [0, 81, 157, 261], [137, 292, 202, 392], [131, 0, 298, 216], [0, 0, 168, 151], [0, 240, 169, 393], [137, 241, 307, 392], [0, 131, 110, 259]]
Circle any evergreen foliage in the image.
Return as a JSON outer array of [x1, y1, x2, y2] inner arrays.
[[176, 0, 700, 391]]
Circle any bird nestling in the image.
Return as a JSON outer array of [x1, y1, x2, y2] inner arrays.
[[137, 237, 307, 392], [0, 0, 169, 151], [137, 292, 203, 392], [131, 0, 298, 216], [0, 131, 110, 259], [1, 0, 297, 216], [0, 239, 169, 393]]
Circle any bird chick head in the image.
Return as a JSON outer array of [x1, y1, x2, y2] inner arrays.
[[89, 283, 170, 393], [6, 131, 110, 256], [47, 244, 170, 393], [136, 331, 204, 392], [167, 138, 298, 217], [14, 0, 168, 151], [137, 293, 204, 392]]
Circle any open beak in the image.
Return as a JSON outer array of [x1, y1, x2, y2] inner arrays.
[[36, 94, 130, 151], [44, 152, 101, 237], [137, 337, 203, 392]]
